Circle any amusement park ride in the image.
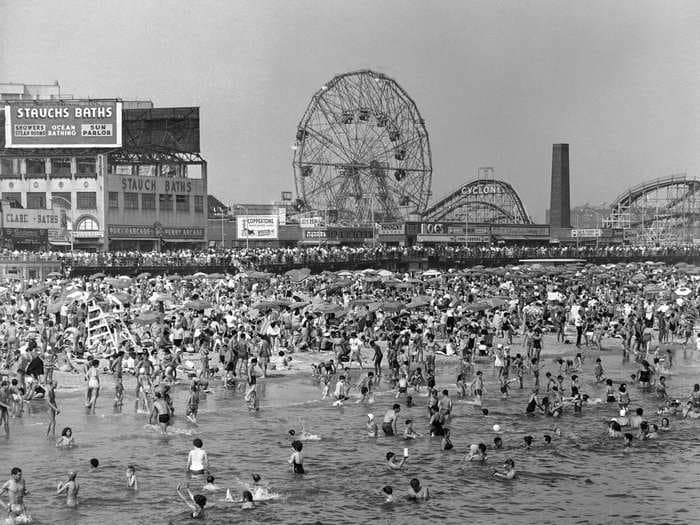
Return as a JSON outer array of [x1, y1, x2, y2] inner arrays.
[[291, 69, 699, 245]]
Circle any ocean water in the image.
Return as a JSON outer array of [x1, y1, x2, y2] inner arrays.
[[2, 337, 700, 525]]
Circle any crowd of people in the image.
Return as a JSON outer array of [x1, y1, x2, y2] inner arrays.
[[2, 243, 700, 272], [0, 252, 699, 522]]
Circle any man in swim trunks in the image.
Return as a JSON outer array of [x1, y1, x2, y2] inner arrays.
[[382, 404, 400, 436], [150, 392, 171, 434], [0, 468, 29, 519]]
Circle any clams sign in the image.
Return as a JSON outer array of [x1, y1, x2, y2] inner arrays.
[[4, 100, 122, 148]]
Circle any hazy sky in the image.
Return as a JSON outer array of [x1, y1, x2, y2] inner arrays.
[[2, 0, 699, 221]]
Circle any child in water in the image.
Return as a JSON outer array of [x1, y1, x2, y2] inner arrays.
[[493, 458, 516, 480]]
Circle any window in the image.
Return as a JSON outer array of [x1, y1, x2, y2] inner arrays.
[[76, 157, 96, 176], [51, 192, 72, 209], [194, 195, 204, 213], [50, 158, 71, 178], [159, 194, 173, 212], [142, 193, 156, 210], [0, 159, 19, 178], [124, 192, 139, 210], [2, 192, 21, 206], [26, 159, 46, 177], [76, 191, 97, 210], [26, 192, 46, 209], [110, 164, 132, 175], [76, 217, 99, 231], [108, 192, 119, 209], [175, 194, 189, 212]]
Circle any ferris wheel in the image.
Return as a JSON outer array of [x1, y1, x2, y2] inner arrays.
[[292, 70, 432, 224]]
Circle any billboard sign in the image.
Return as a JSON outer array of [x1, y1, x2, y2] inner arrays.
[[237, 215, 278, 240], [4, 100, 122, 148], [2, 209, 63, 229], [304, 229, 327, 239], [571, 228, 602, 238], [377, 223, 405, 235], [300, 217, 323, 228], [278, 207, 287, 226]]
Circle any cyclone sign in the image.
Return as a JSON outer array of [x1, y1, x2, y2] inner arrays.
[[4, 100, 122, 148], [460, 183, 504, 196]]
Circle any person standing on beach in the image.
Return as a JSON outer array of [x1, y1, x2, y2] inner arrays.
[[46, 380, 59, 438]]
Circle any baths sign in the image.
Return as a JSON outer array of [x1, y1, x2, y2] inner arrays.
[[4, 100, 122, 148]]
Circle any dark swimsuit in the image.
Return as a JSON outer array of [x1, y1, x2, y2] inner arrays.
[[526, 398, 537, 413], [293, 460, 305, 474]]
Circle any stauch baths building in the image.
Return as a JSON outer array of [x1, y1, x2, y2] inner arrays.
[[0, 82, 207, 251]]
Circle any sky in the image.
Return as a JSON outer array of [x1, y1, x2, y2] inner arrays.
[[1, 0, 699, 221]]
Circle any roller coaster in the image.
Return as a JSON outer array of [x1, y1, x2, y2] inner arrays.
[[422, 178, 531, 224], [604, 174, 700, 244]]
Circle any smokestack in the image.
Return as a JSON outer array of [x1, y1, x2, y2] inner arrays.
[[549, 144, 571, 230]]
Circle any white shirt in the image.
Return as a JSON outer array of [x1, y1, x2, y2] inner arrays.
[[188, 448, 208, 471]]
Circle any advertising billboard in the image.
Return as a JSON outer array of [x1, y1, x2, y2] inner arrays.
[[2, 209, 63, 229], [300, 217, 323, 228], [4, 100, 123, 148], [237, 215, 278, 240]]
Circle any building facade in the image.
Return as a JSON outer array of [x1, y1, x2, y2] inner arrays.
[[0, 83, 207, 251]]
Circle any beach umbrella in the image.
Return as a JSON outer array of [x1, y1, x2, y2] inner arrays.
[[311, 303, 345, 315], [25, 284, 49, 296], [286, 268, 311, 283], [465, 302, 490, 312], [351, 298, 376, 307], [106, 277, 131, 289], [89, 272, 105, 280], [675, 287, 692, 297], [379, 301, 404, 312], [107, 292, 132, 305], [246, 271, 272, 280], [165, 274, 181, 281], [336, 270, 354, 277], [377, 269, 393, 277], [485, 297, 508, 308], [630, 273, 647, 283], [193, 272, 208, 278], [134, 311, 161, 325], [149, 292, 175, 303], [207, 273, 226, 280], [363, 275, 382, 283], [47, 298, 67, 314], [405, 296, 432, 309], [422, 269, 442, 277], [136, 272, 151, 280], [183, 275, 198, 281], [47, 271, 62, 279], [185, 299, 212, 310], [252, 299, 291, 310]]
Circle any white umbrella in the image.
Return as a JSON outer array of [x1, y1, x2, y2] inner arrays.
[[675, 287, 692, 297]]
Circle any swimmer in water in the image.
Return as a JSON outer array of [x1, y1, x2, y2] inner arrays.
[[493, 436, 503, 450], [187, 439, 209, 475], [523, 436, 533, 449], [56, 471, 79, 507], [406, 478, 429, 501], [56, 427, 74, 448], [403, 419, 419, 440], [381, 485, 394, 503], [466, 443, 487, 462], [176, 484, 206, 519], [366, 414, 378, 437], [202, 475, 220, 492], [240, 490, 254, 510], [386, 452, 407, 470], [660, 417, 670, 431], [289, 440, 305, 474], [126, 465, 137, 490], [493, 458, 516, 480]]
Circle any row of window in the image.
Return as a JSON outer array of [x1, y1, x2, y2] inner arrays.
[[0, 158, 96, 177], [108, 192, 204, 213], [1, 191, 96, 209]]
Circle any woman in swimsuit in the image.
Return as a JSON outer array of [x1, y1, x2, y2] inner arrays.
[[289, 440, 304, 474], [85, 359, 100, 412], [525, 389, 540, 415]]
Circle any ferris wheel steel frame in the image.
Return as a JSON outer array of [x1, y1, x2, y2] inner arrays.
[[292, 70, 432, 224]]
